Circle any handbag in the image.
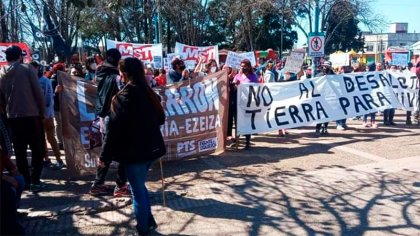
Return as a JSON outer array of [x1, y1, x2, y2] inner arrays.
[[146, 126, 166, 161], [87, 117, 102, 150]]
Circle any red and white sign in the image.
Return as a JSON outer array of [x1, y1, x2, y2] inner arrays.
[[106, 39, 163, 66], [0, 42, 31, 66], [308, 35, 325, 57], [174, 42, 219, 69]]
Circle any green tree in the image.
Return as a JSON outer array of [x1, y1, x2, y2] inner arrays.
[[323, 0, 364, 54]]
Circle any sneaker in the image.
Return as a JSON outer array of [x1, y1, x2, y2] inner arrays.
[[114, 185, 131, 198], [89, 185, 111, 196], [30, 182, 46, 192], [52, 161, 66, 170], [228, 140, 237, 148], [336, 125, 345, 131], [363, 122, 370, 128], [43, 159, 52, 168]]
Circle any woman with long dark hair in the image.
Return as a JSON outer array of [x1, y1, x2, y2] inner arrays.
[[101, 57, 166, 234]]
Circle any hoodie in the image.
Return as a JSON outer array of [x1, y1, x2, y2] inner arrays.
[[95, 62, 122, 118]]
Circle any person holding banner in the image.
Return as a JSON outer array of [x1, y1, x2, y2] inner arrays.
[[314, 62, 335, 136], [363, 62, 378, 128], [168, 57, 186, 83], [381, 65, 396, 126], [232, 59, 258, 149], [84, 56, 97, 81], [101, 57, 166, 235], [90, 48, 130, 197], [50, 63, 66, 150], [30, 61, 66, 169]]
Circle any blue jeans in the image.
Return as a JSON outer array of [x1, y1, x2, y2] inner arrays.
[[12, 175, 25, 208], [124, 161, 153, 232], [363, 113, 376, 123]]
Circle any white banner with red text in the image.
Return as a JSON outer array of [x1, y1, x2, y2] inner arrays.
[[174, 42, 219, 69], [106, 39, 163, 67]]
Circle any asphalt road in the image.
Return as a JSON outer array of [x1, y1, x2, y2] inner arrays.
[[19, 111, 420, 235]]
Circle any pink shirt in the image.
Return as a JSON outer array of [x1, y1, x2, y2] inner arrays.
[[233, 72, 258, 84]]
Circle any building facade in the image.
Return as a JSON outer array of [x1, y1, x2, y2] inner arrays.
[[362, 23, 420, 64]]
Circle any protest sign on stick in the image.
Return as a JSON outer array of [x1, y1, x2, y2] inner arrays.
[[283, 51, 305, 74], [225, 51, 256, 69]]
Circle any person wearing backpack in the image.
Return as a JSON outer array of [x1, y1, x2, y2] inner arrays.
[[89, 48, 129, 197]]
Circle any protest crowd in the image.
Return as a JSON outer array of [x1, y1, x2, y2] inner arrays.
[[0, 41, 419, 235]]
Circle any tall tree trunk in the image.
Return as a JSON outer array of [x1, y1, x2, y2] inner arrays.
[[0, 0, 8, 42]]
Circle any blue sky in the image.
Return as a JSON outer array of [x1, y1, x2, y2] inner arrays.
[[296, 0, 420, 47]]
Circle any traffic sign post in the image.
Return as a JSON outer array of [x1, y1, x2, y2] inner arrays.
[[308, 34, 325, 58]]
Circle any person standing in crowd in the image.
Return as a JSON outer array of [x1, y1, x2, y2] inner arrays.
[[231, 59, 258, 149], [155, 68, 167, 87], [381, 64, 396, 126], [145, 66, 157, 87], [225, 65, 238, 145], [1, 91, 25, 234], [30, 61, 66, 169], [101, 57, 166, 235], [168, 57, 185, 83], [206, 59, 219, 75], [0, 45, 46, 191], [409, 62, 420, 125], [363, 62, 378, 128], [314, 61, 334, 136], [70, 64, 84, 78], [263, 61, 276, 83], [84, 56, 97, 81], [50, 63, 66, 150], [89, 48, 129, 197]]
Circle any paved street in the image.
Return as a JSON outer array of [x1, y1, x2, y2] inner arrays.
[[19, 112, 420, 235]]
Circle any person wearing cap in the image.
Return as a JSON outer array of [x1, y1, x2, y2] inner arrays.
[[50, 63, 66, 150], [0, 45, 46, 191], [30, 61, 66, 169], [90, 48, 129, 198]]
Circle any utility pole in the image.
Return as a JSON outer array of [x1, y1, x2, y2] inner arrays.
[[311, 0, 320, 78], [280, 0, 285, 60], [157, 0, 163, 44]]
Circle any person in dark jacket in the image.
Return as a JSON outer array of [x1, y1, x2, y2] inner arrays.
[[101, 57, 165, 235], [89, 48, 129, 197], [0, 45, 46, 191]]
